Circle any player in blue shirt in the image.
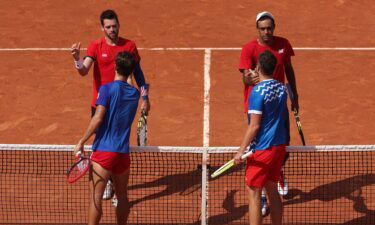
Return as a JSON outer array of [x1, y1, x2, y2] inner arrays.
[[74, 51, 139, 225], [234, 50, 287, 225]]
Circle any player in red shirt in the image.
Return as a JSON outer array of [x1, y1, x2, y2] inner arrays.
[[239, 11, 300, 217], [70, 9, 150, 202]]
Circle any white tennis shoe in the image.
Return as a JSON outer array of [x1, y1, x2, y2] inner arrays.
[[278, 178, 289, 196], [260, 195, 268, 216], [103, 180, 114, 200], [111, 194, 118, 207]]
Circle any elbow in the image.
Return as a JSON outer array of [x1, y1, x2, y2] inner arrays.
[[91, 116, 104, 128], [95, 117, 104, 126], [251, 124, 261, 133], [78, 69, 88, 76]]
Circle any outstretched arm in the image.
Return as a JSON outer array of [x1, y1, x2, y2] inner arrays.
[[70, 42, 93, 76], [133, 63, 151, 114], [240, 69, 260, 86], [73, 105, 106, 155], [234, 113, 261, 164], [285, 61, 299, 112]]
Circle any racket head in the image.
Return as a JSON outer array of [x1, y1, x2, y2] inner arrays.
[[66, 154, 91, 184], [211, 159, 235, 178], [137, 110, 148, 146], [210, 149, 255, 179], [293, 109, 306, 146]]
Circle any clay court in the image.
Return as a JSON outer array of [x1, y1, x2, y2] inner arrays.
[[1, 0, 375, 224]]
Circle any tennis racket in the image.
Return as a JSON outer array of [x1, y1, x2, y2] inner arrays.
[[286, 84, 306, 146], [66, 151, 91, 184], [137, 110, 148, 146], [211, 149, 255, 178]]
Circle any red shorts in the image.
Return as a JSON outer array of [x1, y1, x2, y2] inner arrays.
[[90, 151, 131, 174], [245, 145, 286, 188]]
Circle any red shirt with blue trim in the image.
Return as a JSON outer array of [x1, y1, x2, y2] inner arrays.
[[239, 36, 294, 112], [86, 37, 141, 107]]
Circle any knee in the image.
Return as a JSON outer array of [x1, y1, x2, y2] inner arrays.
[[91, 192, 104, 205], [116, 194, 129, 202], [266, 189, 282, 204], [247, 186, 262, 199]]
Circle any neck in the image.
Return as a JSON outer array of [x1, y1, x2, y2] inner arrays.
[[105, 36, 119, 46], [114, 74, 128, 82], [258, 38, 273, 47], [259, 73, 273, 82]]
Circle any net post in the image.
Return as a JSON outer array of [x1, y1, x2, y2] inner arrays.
[[201, 146, 208, 225]]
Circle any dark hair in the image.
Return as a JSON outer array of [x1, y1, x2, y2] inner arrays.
[[100, 9, 119, 26], [256, 16, 275, 28], [115, 52, 136, 77], [258, 50, 277, 76]]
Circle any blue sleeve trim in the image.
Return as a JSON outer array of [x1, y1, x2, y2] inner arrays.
[[134, 63, 146, 88]]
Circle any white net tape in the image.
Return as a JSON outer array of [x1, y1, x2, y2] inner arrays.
[[0, 144, 374, 152]]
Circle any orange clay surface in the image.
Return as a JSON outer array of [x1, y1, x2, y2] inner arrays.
[[1, 0, 375, 146], [0, 0, 375, 224]]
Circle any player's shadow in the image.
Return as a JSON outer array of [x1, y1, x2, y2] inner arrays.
[[283, 174, 375, 204], [208, 189, 248, 224], [189, 189, 247, 225], [341, 188, 375, 225], [283, 173, 375, 225], [128, 163, 245, 207], [128, 166, 202, 207]]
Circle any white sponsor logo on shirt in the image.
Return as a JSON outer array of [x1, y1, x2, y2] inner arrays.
[[278, 49, 284, 54], [102, 53, 108, 57]]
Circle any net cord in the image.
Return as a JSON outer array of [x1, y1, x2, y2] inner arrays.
[[1, 144, 375, 152]]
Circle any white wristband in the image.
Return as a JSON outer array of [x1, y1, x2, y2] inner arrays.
[[74, 59, 83, 70]]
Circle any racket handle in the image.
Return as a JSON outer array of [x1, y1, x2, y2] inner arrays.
[[75, 150, 83, 158], [240, 149, 255, 160]]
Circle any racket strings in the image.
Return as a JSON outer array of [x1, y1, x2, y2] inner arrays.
[[137, 112, 148, 146], [67, 158, 90, 183], [77, 159, 90, 172]]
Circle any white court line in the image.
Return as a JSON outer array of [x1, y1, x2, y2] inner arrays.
[[1, 47, 375, 51], [203, 49, 211, 147], [201, 49, 211, 225]]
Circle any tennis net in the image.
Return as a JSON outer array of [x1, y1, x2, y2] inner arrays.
[[0, 144, 374, 225]]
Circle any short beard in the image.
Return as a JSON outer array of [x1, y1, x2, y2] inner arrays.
[[106, 32, 119, 43]]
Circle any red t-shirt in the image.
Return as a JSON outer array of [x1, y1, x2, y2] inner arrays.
[[239, 36, 294, 112], [86, 37, 141, 107]]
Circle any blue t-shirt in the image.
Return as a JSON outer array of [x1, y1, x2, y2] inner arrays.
[[92, 80, 140, 153], [248, 79, 288, 150]]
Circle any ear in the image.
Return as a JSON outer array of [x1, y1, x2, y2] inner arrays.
[[255, 64, 263, 76], [255, 64, 260, 72]]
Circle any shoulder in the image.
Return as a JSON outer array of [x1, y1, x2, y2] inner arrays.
[[253, 80, 276, 92], [119, 37, 137, 47], [242, 39, 258, 50], [97, 83, 113, 100], [88, 37, 105, 48], [241, 39, 259, 57], [252, 82, 266, 95], [121, 82, 141, 99], [274, 36, 292, 46], [99, 82, 112, 91]]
